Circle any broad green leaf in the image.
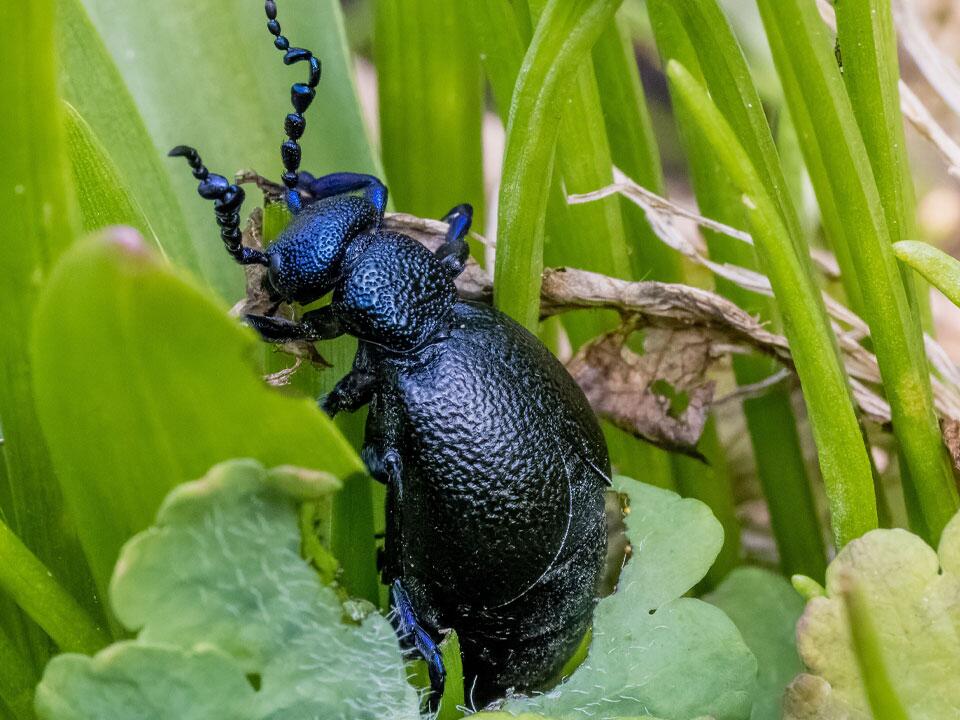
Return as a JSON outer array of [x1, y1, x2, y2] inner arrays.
[[894, 240, 960, 309], [30, 229, 366, 600], [706, 568, 804, 720], [35, 459, 420, 720], [785, 513, 960, 719], [500, 478, 757, 720], [74, 0, 381, 300], [0, 0, 101, 667]]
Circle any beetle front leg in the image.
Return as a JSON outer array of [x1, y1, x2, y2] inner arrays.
[[245, 305, 346, 343]]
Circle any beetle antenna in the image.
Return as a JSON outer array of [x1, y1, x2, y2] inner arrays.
[[167, 145, 268, 266], [264, 0, 321, 212]]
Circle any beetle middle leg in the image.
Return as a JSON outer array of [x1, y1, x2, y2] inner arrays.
[[321, 343, 378, 417]]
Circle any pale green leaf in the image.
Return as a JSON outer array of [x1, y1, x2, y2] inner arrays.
[[35, 459, 419, 720], [500, 478, 757, 720], [785, 511, 960, 718], [706, 567, 804, 720]]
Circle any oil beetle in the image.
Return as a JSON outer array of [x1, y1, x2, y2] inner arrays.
[[170, 1, 610, 708]]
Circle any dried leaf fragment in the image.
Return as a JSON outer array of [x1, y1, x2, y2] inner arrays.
[[568, 323, 717, 458]]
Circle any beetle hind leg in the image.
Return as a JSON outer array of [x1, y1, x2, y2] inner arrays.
[[390, 579, 446, 711]]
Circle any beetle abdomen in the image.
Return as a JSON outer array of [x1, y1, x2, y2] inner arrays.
[[382, 301, 609, 698]]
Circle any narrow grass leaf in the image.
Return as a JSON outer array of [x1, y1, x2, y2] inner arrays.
[[0, 0, 102, 656], [757, 0, 958, 543], [56, 0, 198, 272], [63, 103, 155, 241], [0, 624, 36, 720], [375, 0, 485, 232], [0, 520, 108, 655], [648, 0, 825, 576], [494, 0, 624, 330]]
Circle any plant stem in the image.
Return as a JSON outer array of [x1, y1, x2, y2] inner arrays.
[[835, 0, 931, 329], [757, 0, 958, 544], [668, 62, 878, 547], [841, 576, 911, 720], [0, 518, 109, 655]]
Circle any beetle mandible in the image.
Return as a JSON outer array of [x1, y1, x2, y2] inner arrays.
[[170, 1, 610, 708]]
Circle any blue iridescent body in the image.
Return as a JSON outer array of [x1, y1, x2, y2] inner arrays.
[[170, 0, 609, 709]]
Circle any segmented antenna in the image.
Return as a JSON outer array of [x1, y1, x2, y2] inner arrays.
[[168, 145, 267, 265], [264, 0, 321, 201]]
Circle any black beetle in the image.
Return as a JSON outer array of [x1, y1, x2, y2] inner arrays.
[[170, 1, 610, 708]]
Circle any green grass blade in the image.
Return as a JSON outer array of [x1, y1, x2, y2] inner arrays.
[[835, 0, 916, 251], [494, 0, 624, 330], [0, 624, 36, 720], [836, 0, 929, 331], [894, 241, 960, 308], [592, 16, 680, 282], [757, 0, 958, 544], [0, 0, 102, 649], [840, 577, 911, 720], [63, 103, 155, 240], [649, 0, 826, 576], [57, 0, 199, 272], [375, 0, 485, 231], [76, 0, 381, 300], [0, 519, 108, 655], [30, 229, 366, 600], [471, 0, 679, 489], [667, 61, 877, 547], [671, 0, 805, 251]]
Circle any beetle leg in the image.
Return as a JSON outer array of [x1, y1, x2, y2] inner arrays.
[[245, 305, 345, 343], [321, 370, 376, 417], [390, 579, 445, 710], [434, 203, 473, 277], [296, 171, 388, 219]]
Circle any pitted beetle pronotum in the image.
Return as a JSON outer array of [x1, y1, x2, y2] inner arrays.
[[170, 1, 610, 709]]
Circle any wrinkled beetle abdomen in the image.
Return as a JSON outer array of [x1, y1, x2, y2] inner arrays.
[[369, 301, 609, 702]]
